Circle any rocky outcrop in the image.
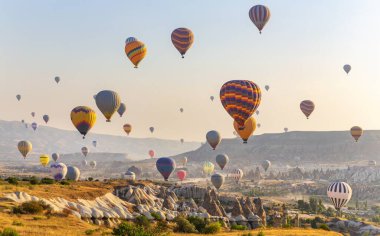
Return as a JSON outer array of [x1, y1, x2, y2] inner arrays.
[[254, 197, 266, 226], [200, 187, 227, 218], [328, 219, 380, 236], [172, 185, 207, 199], [231, 197, 244, 217]]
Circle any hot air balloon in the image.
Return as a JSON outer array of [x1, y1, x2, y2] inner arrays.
[[156, 158, 176, 181], [149, 150, 155, 158], [21, 120, 24, 123], [255, 110, 260, 116], [171, 28, 194, 58], [284, 128, 288, 133], [229, 169, 243, 183], [31, 122, 38, 131], [81, 159, 87, 167], [261, 160, 271, 172], [327, 182, 352, 211], [54, 76, 60, 84], [92, 140, 97, 147], [220, 80, 261, 129], [300, 100, 315, 119], [123, 124, 132, 135], [180, 138, 184, 144], [95, 90, 121, 122], [351, 126, 363, 142], [128, 166, 142, 178], [40, 154, 50, 167], [210, 96, 214, 101], [216, 154, 229, 170], [265, 85, 269, 91], [233, 116, 256, 143], [125, 171, 136, 181], [211, 173, 224, 190], [16, 94, 21, 101], [117, 103, 126, 117], [70, 106, 97, 139], [203, 161, 214, 176], [149, 127, 154, 133], [125, 37, 137, 45], [81, 147, 89, 157], [89, 161, 97, 169], [257, 123, 261, 128], [343, 64, 351, 74], [180, 108, 184, 113], [50, 163, 67, 180], [18, 141, 32, 158], [181, 156, 188, 166], [125, 40, 147, 68], [52, 153, 59, 162], [177, 170, 187, 181], [249, 5, 271, 34], [43, 115, 49, 124], [66, 166, 80, 181], [31, 112, 35, 117], [206, 130, 221, 150]]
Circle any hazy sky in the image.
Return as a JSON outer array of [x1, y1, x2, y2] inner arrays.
[[0, 0, 379, 142]]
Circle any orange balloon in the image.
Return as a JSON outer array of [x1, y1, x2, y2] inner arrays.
[[233, 116, 256, 143]]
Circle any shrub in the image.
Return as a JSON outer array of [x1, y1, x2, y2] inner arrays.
[[174, 216, 197, 233], [203, 222, 221, 234], [33, 216, 44, 220], [135, 215, 151, 228], [85, 229, 95, 235], [11, 220, 23, 226], [155, 220, 169, 232], [29, 177, 39, 185], [12, 201, 51, 214], [112, 222, 160, 236], [257, 231, 265, 236], [6, 177, 19, 185], [231, 224, 247, 230], [150, 212, 162, 221], [1, 228, 19, 236], [319, 224, 330, 231], [60, 180, 70, 185], [40, 178, 54, 184], [242, 233, 254, 236], [88, 177, 93, 181], [187, 216, 207, 232]]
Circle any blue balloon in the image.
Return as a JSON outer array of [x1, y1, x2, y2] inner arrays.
[[156, 158, 176, 181]]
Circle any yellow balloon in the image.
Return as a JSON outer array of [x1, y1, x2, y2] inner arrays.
[[233, 116, 256, 143], [70, 106, 97, 139], [203, 161, 214, 176], [40, 154, 50, 167]]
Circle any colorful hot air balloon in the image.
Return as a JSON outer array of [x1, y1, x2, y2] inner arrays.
[[210, 96, 214, 101], [31, 112, 35, 117], [43, 115, 49, 124], [249, 5, 271, 34], [149, 127, 154, 133], [265, 85, 270, 91], [203, 161, 215, 176], [52, 153, 59, 162], [300, 100, 315, 119], [117, 103, 126, 117], [156, 157, 176, 181], [81, 147, 89, 157], [206, 130, 221, 150], [220, 80, 261, 129], [16, 94, 21, 101], [125, 37, 137, 45], [216, 154, 229, 170], [211, 173, 224, 190], [233, 116, 256, 143], [229, 169, 243, 183], [125, 40, 147, 68], [40, 154, 50, 167], [66, 166, 80, 181], [350, 126, 363, 142], [31, 122, 38, 131], [327, 182, 352, 211], [92, 140, 97, 147], [261, 160, 271, 172], [95, 90, 121, 122], [123, 124, 132, 135], [50, 162, 67, 180], [70, 106, 97, 139], [171, 28, 194, 58], [343, 64, 351, 74], [181, 156, 188, 166], [149, 150, 155, 158], [89, 160, 97, 169], [18, 141, 32, 158], [177, 170, 187, 181]]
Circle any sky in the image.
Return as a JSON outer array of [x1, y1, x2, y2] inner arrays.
[[0, 0, 379, 142]]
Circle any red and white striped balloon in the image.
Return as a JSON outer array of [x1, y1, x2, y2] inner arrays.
[[300, 100, 315, 119]]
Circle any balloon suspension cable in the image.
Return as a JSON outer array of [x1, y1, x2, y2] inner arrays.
[[259, 31, 262, 34], [106, 120, 111, 122], [243, 141, 247, 144], [182, 55, 184, 59], [134, 66, 138, 69]]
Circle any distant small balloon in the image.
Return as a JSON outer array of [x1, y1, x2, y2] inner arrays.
[[203, 161, 214, 176], [40, 154, 50, 167], [156, 157, 176, 181], [171, 28, 194, 58], [249, 5, 271, 34], [81, 159, 87, 167], [52, 153, 60, 162], [123, 124, 132, 135], [66, 166, 80, 181], [261, 160, 271, 172], [31, 112, 35, 118], [149, 127, 154, 133], [16, 95, 21, 101], [265, 85, 270, 91], [256, 110, 260, 115], [92, 140, 97, 147], [124, 171, 136, 181], [350, 126, 363, 142], [125, 40, 147, 68], [81, 147, 89, 157], [149, 150, 155, 158], [177, 170, 187, 181], [234, 116, 256, 143], [343, 64, 351, 74], [181, 156, 188, 166], [300, 100, 315, 119], [257, 123, 261, 128], [180, 138, 184, 144], [216, 154, 229, 170], [31, 122, 38, 131], [43, 115, 49, 124], [117, 103, 126, 117], [211, 173, 224, 190], [95, 90, 121, 122], [89, 160, 97, 169], [210, 96, 214, 101], [206, 130, 221, 150], [284, 127, 288, 133], [229, 168, 243, 183], [54, 76, 60, 84], [180, 108, 184, 113], [50, 162, 67, 180]]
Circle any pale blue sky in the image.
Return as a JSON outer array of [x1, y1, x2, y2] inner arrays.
[[0, 0, 379, 141]]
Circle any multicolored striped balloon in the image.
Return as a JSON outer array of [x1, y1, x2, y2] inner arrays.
[[300, 100, 315, 119], [220, 80, 261, 129], [229, 168, 243, 183], [350, 126, 363, 142], [70, 106, 97, 139], [125, 37, 137, 45], [327, 182, 352, 211], [156, 157, 176, 181], [249, 5, 271, 34], [171, 28, 194, 58], [95, 90, 121, 122], [125, 40, 147, 68], [18, 140, 32, 158]]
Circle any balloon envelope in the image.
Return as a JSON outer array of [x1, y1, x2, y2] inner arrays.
[[125, 40, 147, 68], [181, 156, 187, 166], [52, 153, 59, 162], [70, 106, 97, 138], [81, 147, 89, 157], [95, 90, 121, 122], [149, 127, 154, 133], [54, 76, 60, 83], [206, 130, 221, 150], [156, 158, 176, 181], [18, 141, 32, 158], [117, 103, 126, 117], [92, 141, 97, 147], [261, 160, 271, 171], [31, 122, 38, 131], [81, 159, 87, 167], [203, 161, 215, 176], [128, 166, 142, 178], [171, 28, 194, 58], [123, 124, 132, 135], [149, 150, 155, 158], [327, 182, 352, 210], [43, 115, 49, 124], [66, 166, 80, 181], [210, 96, 214, 101], [350, 126, 363, 142], [265, 85, 269, 91], [177, 170, 187, 181], [211, 173, 224, 190], [343, 64, 351, 74], [50, 163, 67, 181], [89, 161, 96, 169], [233, 116, 256, 143], [216, 154, 229, 170], [249, 5, 271, 33], [125, 171, 136, 181], [40, 154, 50, 167], [230, 169, 243, 183], [300, 100, 315, 119], [16, 95, 21, 101]]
